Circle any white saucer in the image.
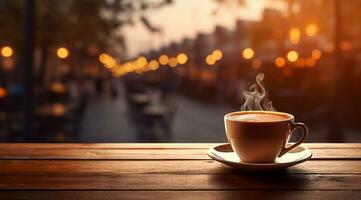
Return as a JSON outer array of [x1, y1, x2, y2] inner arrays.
[[208, 143, 312, 171]]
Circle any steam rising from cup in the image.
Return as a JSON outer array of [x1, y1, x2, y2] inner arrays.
[[240, 73, 276, 111]]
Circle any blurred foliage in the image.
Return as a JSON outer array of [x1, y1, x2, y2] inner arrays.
[[0, 0, 172, 52]]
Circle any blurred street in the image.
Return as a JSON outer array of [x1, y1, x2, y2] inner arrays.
[[81, 83, 231, 142], [80, 83, 361, 143]]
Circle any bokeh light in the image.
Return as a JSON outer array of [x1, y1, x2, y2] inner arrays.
[[1, 46, 13, 58], [56, 47, 69, 59], [103, 56, 116, 69], [0, 87, 6, 98], [136, 56, 148, 68], [99, 53, 110, 63], [168, 57, 178, 67], [53, 103, 66, 116], [305, 24, 317, 36], [148, 60, 160, 70], [275, 57, 286, 68], [289, 28, 300, 44], [177, 53, 188, 64], [287, 50, 298, 62], [159, 54, 169, 65], [205, 55, 216, 65], [242, 48, 254, 60], [212, 49, 223, 61], [311, 49, 322, 60]]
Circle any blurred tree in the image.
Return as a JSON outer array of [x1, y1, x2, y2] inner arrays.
[[0, 0, 172, 83]]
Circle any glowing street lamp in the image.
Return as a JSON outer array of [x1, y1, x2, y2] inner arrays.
[[136, 56, 148, 68], [99, 53, 110, 63], [1, 46, 13, 58], [242, 48, 254, 60], [56, 47, 69, 59], [212, 49, 223, 61], [177, 53, 188, 64], [287, 50, 298, 62], [289, 28, 300, 44], [159, 54, 169, 65], [168, 57, 178, 67], [148, 60, 160, 70], [305, 24, 317, 36], [205, 55, 215, 65]]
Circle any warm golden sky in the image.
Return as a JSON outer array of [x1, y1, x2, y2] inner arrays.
[[122, 0, 284, 57]]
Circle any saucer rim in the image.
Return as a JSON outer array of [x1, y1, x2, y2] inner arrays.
[[208, 143, 312, 168]]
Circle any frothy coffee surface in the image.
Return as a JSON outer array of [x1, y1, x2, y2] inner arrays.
[[228, 113, 289, 122]]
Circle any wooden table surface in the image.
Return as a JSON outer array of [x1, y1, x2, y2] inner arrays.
[[0, 143, 360, 200]]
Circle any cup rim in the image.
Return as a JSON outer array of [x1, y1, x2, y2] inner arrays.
[[224, 110, 294, 123]]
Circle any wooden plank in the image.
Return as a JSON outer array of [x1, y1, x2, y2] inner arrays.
[[1, 160, 361, 174], [0, 143, 360, 149], [0, 143, 221, 149], [0, 149, 207, 160], [0, 191, 359, 200], [0, 148, 360, 160], [0, 173, 360, 190]]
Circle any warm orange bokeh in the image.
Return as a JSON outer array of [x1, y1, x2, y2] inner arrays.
[[242, 48, 254, 60], [0, 87, 6, 98], [206, 55, 216, 65], [177, 53, 188, 64], [311, 49, 322, 60], [1, 46, 13, 58], [275, 57, 286, 68], [168, 57, 178, 67], [305, 24, 317, 36], [287, 51, 298, 62], [136, 56, 148, 68], [148, 60, 159, 70], [289, 28, 300, 44], [56, 47, 69, 59], [212, 49, 223, 61], [159, 55, 169, 65]]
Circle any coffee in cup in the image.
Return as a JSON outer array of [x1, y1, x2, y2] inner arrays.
[[224, 111, 308, 163]]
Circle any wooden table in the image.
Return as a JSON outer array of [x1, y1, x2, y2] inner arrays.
[[0, 143, 360, 199]]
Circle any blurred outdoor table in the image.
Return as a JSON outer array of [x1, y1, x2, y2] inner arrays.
[[0, 143, 360, 199]]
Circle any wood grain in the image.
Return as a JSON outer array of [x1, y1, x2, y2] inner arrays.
[[1, 174, 360, 190], [0, 143, 360, 199], [0, 160, 360, 174], [0, 147, 360, 160], [0, 191, 359, 200]]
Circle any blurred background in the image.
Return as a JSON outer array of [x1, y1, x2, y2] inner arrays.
[[0, 0, 360, 143]]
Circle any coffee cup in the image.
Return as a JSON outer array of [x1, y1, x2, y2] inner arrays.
[[224, 111, 308, 163]]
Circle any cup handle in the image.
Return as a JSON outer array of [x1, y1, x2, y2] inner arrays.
[[278, 122, 309, 157]]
